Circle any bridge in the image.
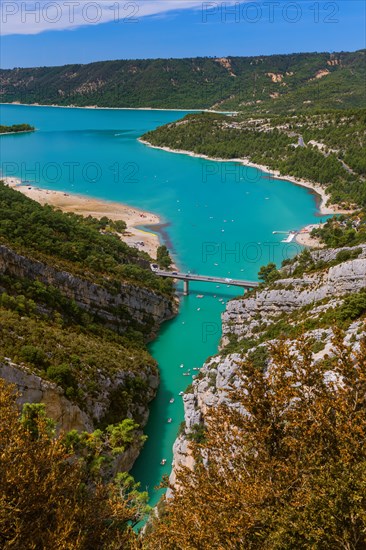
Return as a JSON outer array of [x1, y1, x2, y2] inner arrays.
[[154, 270, 259, 296]]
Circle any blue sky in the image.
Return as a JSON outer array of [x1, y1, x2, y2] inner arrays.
[[1, 1, 365, 68]]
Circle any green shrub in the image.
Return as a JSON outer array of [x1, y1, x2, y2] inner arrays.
[[20, 345, 48, 369]]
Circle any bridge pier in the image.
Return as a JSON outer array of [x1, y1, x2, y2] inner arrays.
[[183, 280, 189, 296]]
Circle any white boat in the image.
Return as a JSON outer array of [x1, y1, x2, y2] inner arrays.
[[169, 398, 175, 403], [179, 391, 184, 396], [167, 418, 172, 423], [160, 459, 167, 465]]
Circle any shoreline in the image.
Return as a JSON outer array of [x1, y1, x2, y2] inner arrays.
[[139, 139, 350, 217], [295, 224, 325, 248], [0, 130, 35, 136], [1, 102, 235, 115], [2, 177, 162, 259]]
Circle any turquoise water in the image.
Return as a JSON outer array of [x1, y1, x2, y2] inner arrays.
[[0, 104, 322, 506]]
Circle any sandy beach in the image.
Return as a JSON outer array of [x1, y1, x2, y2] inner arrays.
[[139, 139, 351, 217], [2, 177, 161, 259], [295, 224, 325, 248]]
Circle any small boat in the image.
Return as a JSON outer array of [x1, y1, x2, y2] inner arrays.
[[169, 398, 175, 403], [179, 391, 184, 396], [160, 459, 167, 465], [183, 372, 190, 377], [180, 364, 184, 368], [167, 418, 172, 423]]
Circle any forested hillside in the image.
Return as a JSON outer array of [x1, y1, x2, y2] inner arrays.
[[0, 50, 364, 111]]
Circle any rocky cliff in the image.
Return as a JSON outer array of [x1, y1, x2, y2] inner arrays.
[[169, 246, 366, 490], [0, 358, 155, 472], [0, 244, 176, 339], [0, 359, 92, 432]]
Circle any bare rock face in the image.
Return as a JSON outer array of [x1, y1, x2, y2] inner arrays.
[[0, 244, 176, 339], [0, 360, 92, 432], [222, 256, 366, 344]]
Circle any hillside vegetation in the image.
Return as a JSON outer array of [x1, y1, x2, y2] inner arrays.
[[147, 239, 366, 547], [0, 379, 141, 549], [0, 50, 364, 111]]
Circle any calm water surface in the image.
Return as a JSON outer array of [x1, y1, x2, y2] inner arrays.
[[0, 104, 323, 506]]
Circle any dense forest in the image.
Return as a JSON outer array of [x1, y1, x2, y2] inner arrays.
[[0, 50, 364, 111], [143, 109, 366, 210], [0, 123, 35, 134]]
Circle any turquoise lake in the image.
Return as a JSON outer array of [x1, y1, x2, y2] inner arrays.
[[0, 104, 323, 507]]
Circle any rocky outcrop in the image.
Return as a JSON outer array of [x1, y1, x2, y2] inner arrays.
[[0, 359, 92, 432], [0, 244, 171, 473], [222, 255, 366, 344], [0, 358, 159, 472], [0, 244, 176, 339]]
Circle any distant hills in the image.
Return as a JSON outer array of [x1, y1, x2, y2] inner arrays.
[[0, 50, 365, 112]]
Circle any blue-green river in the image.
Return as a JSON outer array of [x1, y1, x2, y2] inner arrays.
[[0, 104, 322, 506]]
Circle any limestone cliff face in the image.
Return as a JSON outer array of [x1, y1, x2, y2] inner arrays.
[[169, 246, 366, 488], [0, 357, 160, 430], [0, 244, 176, 339], [0, 358, 159, 472], [222, 250, 366, 345], [0, 358, 155, 476], [0, 359, 92, 432]]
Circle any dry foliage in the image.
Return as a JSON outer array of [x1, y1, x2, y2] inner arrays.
[[146, 331, 366, 549], [0, 379, 140, 550]]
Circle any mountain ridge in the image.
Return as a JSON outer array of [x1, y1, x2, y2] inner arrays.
[[1, 49, 364, 111]]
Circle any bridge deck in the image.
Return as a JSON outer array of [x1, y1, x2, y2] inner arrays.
[[155, 270, 259, 289]]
